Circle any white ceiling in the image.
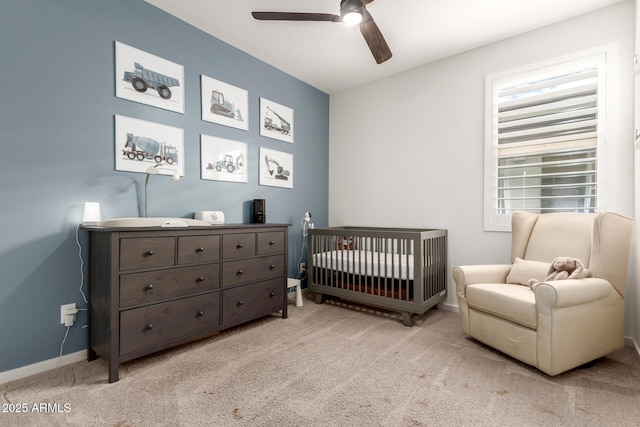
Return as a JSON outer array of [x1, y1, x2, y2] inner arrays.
[[145, 0, 625, 94]]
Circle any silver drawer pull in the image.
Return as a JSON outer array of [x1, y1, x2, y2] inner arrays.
[[237, 243, 244, 249], [197, 311, 205, 317], [237, 270, 244, 276], [269, 241, 275, 246], [269, 265, 275, 270], [270, 291, 275, 297], [145, 324, 153, 330], [238, 300, 244, 306], [145, 284, 154, 291], [197, 276, 205, 282], [196, 247, 205, 253], [145, 250, 154, 256]]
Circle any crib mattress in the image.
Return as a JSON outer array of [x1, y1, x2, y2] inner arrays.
[[312, 250, 415, 281]]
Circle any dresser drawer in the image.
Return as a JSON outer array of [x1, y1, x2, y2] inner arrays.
[[257, 231, 285, 255], [120, 293, 220, 355], [178, 235, 220, 265], [222, 278, 284, 325], [222, 254, 284, 287], [120, 237, 175, 271], [222, 233, 256, 259], [120, 264, 220, 308]]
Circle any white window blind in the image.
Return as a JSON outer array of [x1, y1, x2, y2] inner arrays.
[[484, 49, 610, 231]]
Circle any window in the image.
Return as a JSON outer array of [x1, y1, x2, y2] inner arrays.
[[484, 47, 614, 231]]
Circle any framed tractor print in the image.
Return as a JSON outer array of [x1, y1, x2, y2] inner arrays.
[[200, 135, 248, 183]]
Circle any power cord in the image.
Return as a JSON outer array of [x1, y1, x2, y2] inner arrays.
[[75, 223, 88, 304], [57, 308, 88, 371], [57, 223, 91, 370]]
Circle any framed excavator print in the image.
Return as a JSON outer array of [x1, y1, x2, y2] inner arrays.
[[201, 75, 248, 131], [259, 147, 293, 189], [200, 135, 248, 183], [115, 41, 184, 114], [259, 98, 294, 143]]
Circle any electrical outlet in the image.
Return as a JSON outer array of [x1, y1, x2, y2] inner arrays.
[[60, 303, 77, 326], [299, 262, 306, 273]]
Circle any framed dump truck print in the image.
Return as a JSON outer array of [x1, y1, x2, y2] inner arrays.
[[115, 41, 185, 114]]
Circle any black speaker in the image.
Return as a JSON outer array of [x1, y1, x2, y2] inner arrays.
[[252, 199, 265, 223]]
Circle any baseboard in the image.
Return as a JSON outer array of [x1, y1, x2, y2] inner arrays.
[[0, 350, 86, 385], [437, 302, 460, 313], [625, 337, 640, 359]]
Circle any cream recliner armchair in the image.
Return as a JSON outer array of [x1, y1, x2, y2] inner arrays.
[[453, 211, 633, 376]]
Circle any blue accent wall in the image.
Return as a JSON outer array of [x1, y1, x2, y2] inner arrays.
[[0, 0, 329, 372]]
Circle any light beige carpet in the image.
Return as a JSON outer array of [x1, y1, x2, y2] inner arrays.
[[2, 291, 640, 427]]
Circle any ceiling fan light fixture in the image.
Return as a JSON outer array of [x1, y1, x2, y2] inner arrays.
[[342, 10, 363, 26]]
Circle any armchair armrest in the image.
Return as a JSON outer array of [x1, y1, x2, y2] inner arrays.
[[535, 277, 624, 375], [534, 278, 619, 308], [453, 264, 512, 335], [452, 264, 512, 294]]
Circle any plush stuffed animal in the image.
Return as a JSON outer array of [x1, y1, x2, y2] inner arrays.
[[527, 257, 588, 290]]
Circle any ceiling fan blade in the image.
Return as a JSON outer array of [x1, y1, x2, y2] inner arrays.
[[359, 9, 392, 64], [252, 12, 341, 22]]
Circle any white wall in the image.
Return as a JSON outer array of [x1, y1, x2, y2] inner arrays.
[[633, 0, 640, 353], [329, 1, 636, 329]]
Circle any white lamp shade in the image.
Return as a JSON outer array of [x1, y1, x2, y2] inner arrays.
[[82, 202, 101, 224]]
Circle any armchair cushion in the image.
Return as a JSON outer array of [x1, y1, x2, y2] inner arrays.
[[466, 284, 537, 329], [505, 258, 549, 286]]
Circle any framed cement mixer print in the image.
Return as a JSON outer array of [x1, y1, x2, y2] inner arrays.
[[201, 75, 248, 131], [114, 115, 185, 178], [115, 41, 185, 114], [259, 98, 294, 143]]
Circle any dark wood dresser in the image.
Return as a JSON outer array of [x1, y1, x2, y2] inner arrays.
[[84, 223, 289, 383]]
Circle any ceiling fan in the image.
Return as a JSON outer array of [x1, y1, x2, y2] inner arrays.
[[251, 0, 392, 64]]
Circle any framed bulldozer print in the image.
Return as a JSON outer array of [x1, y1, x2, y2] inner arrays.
[[201, 75, 249, 131]]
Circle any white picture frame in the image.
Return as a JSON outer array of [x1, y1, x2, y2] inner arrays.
[[115, 41, 185, 114], [201, 75, 248, 131], [115, 115, 184, 177], [259, 98, 294, 143], [200, 135, 248, 183], [259, 147, 293, 189]]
